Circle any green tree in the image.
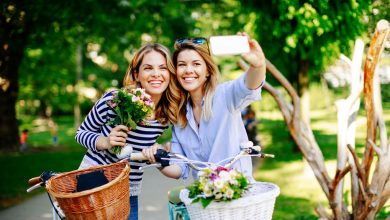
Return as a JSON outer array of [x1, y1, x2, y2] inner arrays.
[[1, 0, 194, 151], [182, 0, 371, 123], [245, 0, 371, 124]]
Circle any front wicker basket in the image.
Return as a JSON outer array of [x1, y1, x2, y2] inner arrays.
[[182, 182, 280, 220], [46, 161, 130, 220]]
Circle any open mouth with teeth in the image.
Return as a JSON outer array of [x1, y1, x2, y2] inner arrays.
[[148, 80, 164, 87], [182, 76, 198, 83]]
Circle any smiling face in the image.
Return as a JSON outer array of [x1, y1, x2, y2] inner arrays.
[[176, 49, 209, 96], [133, 50, 170, 103]]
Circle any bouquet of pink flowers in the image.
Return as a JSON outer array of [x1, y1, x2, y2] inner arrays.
[[106, 87, 154, 154], [183, 166, 250, 208]]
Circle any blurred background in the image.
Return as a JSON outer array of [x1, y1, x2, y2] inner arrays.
[[1, 0, 389, 219]]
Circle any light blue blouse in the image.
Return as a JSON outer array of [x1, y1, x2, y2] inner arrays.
[[170, 73, 263, 180]]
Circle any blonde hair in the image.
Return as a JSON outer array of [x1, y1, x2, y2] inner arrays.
[[123, 43, 183, 125], [173, 41, 219, 128]]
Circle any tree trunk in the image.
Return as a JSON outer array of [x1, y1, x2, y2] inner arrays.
[[237, 20, 389, 220], [74, 43, 83, 129], [298, 59, 310, 125], [0, 5, 29, 151]]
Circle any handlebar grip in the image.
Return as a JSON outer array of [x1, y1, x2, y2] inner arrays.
[[28, 176, 42, 186], [130, 152, 148, 161], [129, 150, 170, 167]]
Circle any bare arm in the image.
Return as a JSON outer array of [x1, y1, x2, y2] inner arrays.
[[159, 164, 182, 179], [239, 33, 266, 89]]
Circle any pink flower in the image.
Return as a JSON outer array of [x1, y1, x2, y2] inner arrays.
[[216, 166, 229, 173], [132, 95, 140, 102]]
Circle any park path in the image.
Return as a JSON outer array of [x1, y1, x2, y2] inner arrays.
[[0, 168, 182, 220]]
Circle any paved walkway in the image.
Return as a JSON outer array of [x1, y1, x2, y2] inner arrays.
[[0, 168, 182, 220]]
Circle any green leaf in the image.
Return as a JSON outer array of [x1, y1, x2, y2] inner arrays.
[[200, 198, 212, 208], [115, 106, 123, 123], [111, 146, 121, 154], [128, 117, 137, 129]]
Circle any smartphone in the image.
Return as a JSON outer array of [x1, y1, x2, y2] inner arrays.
[[209, 35, 250, 56]]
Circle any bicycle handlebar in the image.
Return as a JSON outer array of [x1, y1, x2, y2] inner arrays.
[[129, 152, 148, 161], [28, 176, 42, 187], [163, 144, 274, 172]]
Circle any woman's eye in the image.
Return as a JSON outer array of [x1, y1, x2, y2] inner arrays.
[[144, 67, 152, 70]]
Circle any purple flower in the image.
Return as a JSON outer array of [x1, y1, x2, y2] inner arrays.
[[210, 173, 217, 181]]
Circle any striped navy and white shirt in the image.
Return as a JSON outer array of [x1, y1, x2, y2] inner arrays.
[[76, 90, 168, 196]]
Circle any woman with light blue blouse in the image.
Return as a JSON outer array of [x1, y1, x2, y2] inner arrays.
[[143, 33, 266, 181]]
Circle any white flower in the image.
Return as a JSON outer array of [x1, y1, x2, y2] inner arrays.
[[203, 184, 213, 197], [213, 178, 225, 190], [225, 188, 234, 199], [229, 169, 238, 178], [219, 170, 231, 182], [213, 190, 223, 200], [229, 178, 238, 185]]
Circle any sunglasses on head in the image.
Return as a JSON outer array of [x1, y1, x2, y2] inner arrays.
[[175, 37, 208, 45]]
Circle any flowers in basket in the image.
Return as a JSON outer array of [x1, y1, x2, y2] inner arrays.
[[181, 166, 250, 208], [106, 88, 154, 156]]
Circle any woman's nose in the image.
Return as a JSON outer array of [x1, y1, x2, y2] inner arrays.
[[185, 65, 194, 73], [151, 68, 161, 77]]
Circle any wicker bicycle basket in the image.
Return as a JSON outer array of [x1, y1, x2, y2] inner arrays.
[[181, 182, 280, 220], [46, 160, 130, 220]]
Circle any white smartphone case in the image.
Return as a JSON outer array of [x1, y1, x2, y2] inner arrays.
[[209, 35, 250, 56]]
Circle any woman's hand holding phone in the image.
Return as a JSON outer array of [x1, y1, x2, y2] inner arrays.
[[237, 32, 266, 69]]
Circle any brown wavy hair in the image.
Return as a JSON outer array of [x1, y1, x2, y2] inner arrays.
[[123, 43, 183, 125], [173, 41, 220, 128]]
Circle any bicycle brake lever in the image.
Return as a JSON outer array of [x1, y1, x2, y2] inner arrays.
[[27, 182, 44, 193], [259, 153, 275, 158]]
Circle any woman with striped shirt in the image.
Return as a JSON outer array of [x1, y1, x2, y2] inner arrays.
[[75, 43, 182, 220]]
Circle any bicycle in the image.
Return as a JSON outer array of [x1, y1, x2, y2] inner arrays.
[[27, 142, 278, 220]]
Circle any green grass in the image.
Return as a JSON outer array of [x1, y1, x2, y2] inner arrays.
[[0, 149, 84, 208], [0, 116, 85, 209]]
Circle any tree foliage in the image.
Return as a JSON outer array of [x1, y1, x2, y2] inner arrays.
[[0, 0, 384, 151], [1, 0, 196, 150]]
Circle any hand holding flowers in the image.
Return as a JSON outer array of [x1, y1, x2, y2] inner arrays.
[[106, 88, 154, 155]]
